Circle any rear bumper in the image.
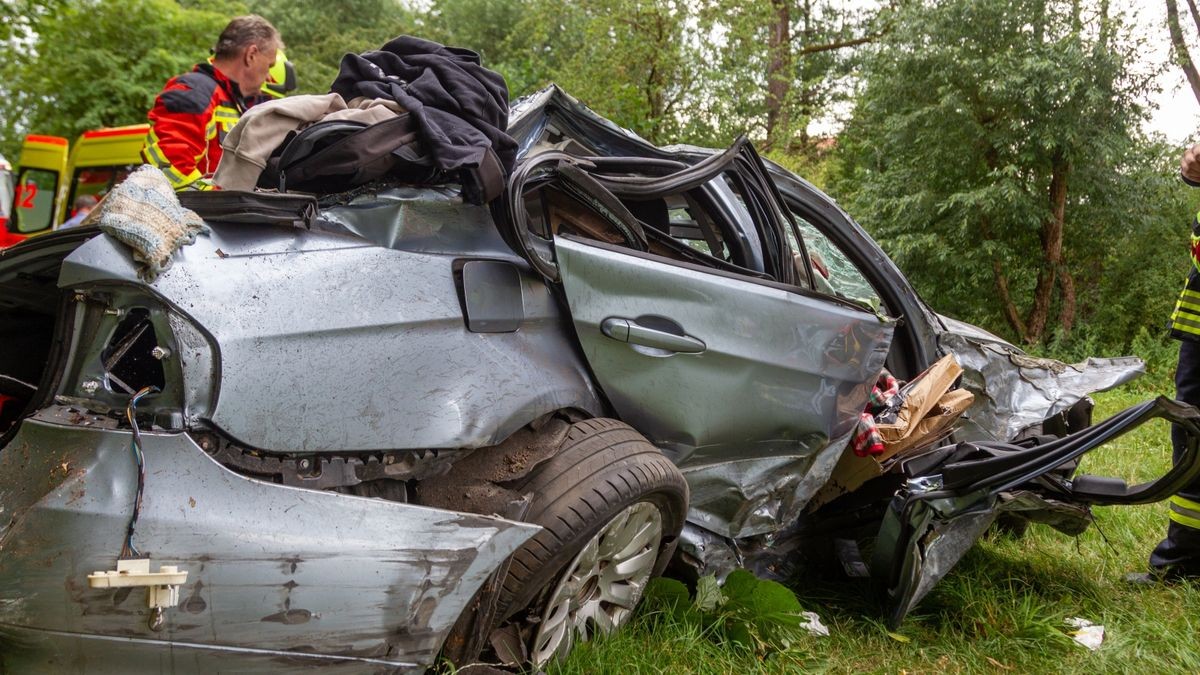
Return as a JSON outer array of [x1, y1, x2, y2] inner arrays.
[[0, 412, 539, 672]]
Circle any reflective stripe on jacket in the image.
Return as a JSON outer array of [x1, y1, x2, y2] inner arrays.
[[142, 64, 245, 190], [1170, 212, 1200, 342]]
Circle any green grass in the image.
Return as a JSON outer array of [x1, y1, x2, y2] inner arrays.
[[556, 385, 1200, 674]]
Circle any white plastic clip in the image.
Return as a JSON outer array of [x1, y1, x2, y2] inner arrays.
[[88, 559, 188, 630]]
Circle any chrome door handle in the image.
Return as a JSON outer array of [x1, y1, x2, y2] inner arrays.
[[600, 317, 706, 354]]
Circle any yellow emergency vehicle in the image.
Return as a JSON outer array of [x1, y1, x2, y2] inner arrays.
[[7, 126, 147, 239]]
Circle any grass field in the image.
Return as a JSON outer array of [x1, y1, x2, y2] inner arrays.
[[555, 382, 1200, 674]]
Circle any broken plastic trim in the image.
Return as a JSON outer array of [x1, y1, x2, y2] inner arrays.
[[872, 397, 1200, 627]]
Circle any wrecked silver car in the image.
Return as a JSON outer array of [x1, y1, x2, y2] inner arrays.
[[1, 86, 1197, 671]]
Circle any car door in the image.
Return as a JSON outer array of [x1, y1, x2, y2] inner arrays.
[[551, 143, 894, 466], [869, 396, 1200, 627], [557, 235, 892, 465]]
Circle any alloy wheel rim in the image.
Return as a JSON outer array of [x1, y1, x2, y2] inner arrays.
[[530, 500, 664, 665]]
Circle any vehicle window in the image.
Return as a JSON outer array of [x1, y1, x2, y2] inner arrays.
[[719, 170, 800, 288], [534, 182, 760, 276], [12, 168, 58, 234], [507, 142, 792, 283], [787, 209, 882, 310], [68, 165, 136, 210]]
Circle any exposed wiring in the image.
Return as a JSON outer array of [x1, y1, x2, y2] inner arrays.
[[120, 385, 159, 559]]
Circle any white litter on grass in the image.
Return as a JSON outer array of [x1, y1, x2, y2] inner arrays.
[[1065, 617, 1105, 650], [801, 611, 830, 637]]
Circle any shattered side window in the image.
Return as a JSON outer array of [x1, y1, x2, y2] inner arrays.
[[787, 211, 882, 310]]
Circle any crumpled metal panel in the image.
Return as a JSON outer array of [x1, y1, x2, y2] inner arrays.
[[939, 322, 1144, 442], [881, 506, 998, 627], [57, 221, 602, 453], [676, 524, 743, 580], [316, 186, 523, 261], [680, 429, 855, 540], [0, 414, 539, 671]]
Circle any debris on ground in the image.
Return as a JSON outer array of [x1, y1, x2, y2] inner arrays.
[[1065, 617, 1105, 650]]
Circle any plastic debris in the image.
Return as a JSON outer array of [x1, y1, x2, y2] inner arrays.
[[1065, 617, 1105, 650], [800, 611, 830, 637]]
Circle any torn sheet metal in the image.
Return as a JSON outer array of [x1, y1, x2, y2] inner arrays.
[[675, 520, 808, 583], [676, 524, 743, 581], [680, 430, 855, 540], [938, 319, 1143, 442], [874, 501, 998, 628], [0, 414, 539, 672], [873, 396, 1200, 627]]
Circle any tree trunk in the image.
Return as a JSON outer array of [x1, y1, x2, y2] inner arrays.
[[993, 259, 1029, 341], [979, 214, 1029, 341], [1168, 0, 1200, 107], [1058, 264, 1076, 335], [1025, 153, 1070, 344], [764, 0, 792, 151]]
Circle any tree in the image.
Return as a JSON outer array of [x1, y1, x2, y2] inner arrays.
[[836, 0, 1163, 345], [246, 0, 421, 94], [500, 0, 719, 145], [423, 0, 542, 95], [704, 0, 895, 153], [1167, 0, 1200, 106], [0, 0, 236, 158]]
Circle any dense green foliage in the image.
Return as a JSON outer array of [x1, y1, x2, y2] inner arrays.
[[833, 0, 1193, 351], [0, 0, 1194, 356]]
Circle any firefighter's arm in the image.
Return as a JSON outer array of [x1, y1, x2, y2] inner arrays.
[[141, 79, 213, 190], [1182, 143, 1200, 187]]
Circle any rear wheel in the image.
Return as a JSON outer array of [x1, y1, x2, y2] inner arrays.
[[499, 418, 688, 665]]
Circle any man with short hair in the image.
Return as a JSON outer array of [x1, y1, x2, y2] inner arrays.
[[142, 15, 282, 190], [60, 194, 98, 229]]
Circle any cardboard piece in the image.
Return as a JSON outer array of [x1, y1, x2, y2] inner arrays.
[[808, 445, 885, 510], [877, 354, 962, 446], [877, 388, 974, 461], [808, 354, 974, 510]]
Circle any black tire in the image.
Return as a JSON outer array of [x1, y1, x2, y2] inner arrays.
[[495, 417, 689, 624]]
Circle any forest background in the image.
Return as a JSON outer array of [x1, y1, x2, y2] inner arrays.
[[1, 0, 1198, 362]]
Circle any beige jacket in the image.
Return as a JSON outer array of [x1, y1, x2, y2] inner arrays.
[[214, 94, 405, 191]]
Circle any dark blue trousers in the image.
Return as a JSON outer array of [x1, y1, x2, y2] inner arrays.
[[1150, 338, 1200, 575]]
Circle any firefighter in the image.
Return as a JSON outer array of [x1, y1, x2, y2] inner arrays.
[[1136, 142, 1200, 583], [141, 15, 283, 190]]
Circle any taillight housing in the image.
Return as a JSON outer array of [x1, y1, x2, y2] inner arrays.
[[57, 286, 216, 429]]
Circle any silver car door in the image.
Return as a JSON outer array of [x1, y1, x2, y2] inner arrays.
[[555, 234, 893, 467]]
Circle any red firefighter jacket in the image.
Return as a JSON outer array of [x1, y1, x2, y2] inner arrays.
[[142, 64, 245, 190]]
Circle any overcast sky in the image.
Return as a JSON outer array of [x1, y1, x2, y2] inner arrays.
[[1138, 0, 1200, 142]]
